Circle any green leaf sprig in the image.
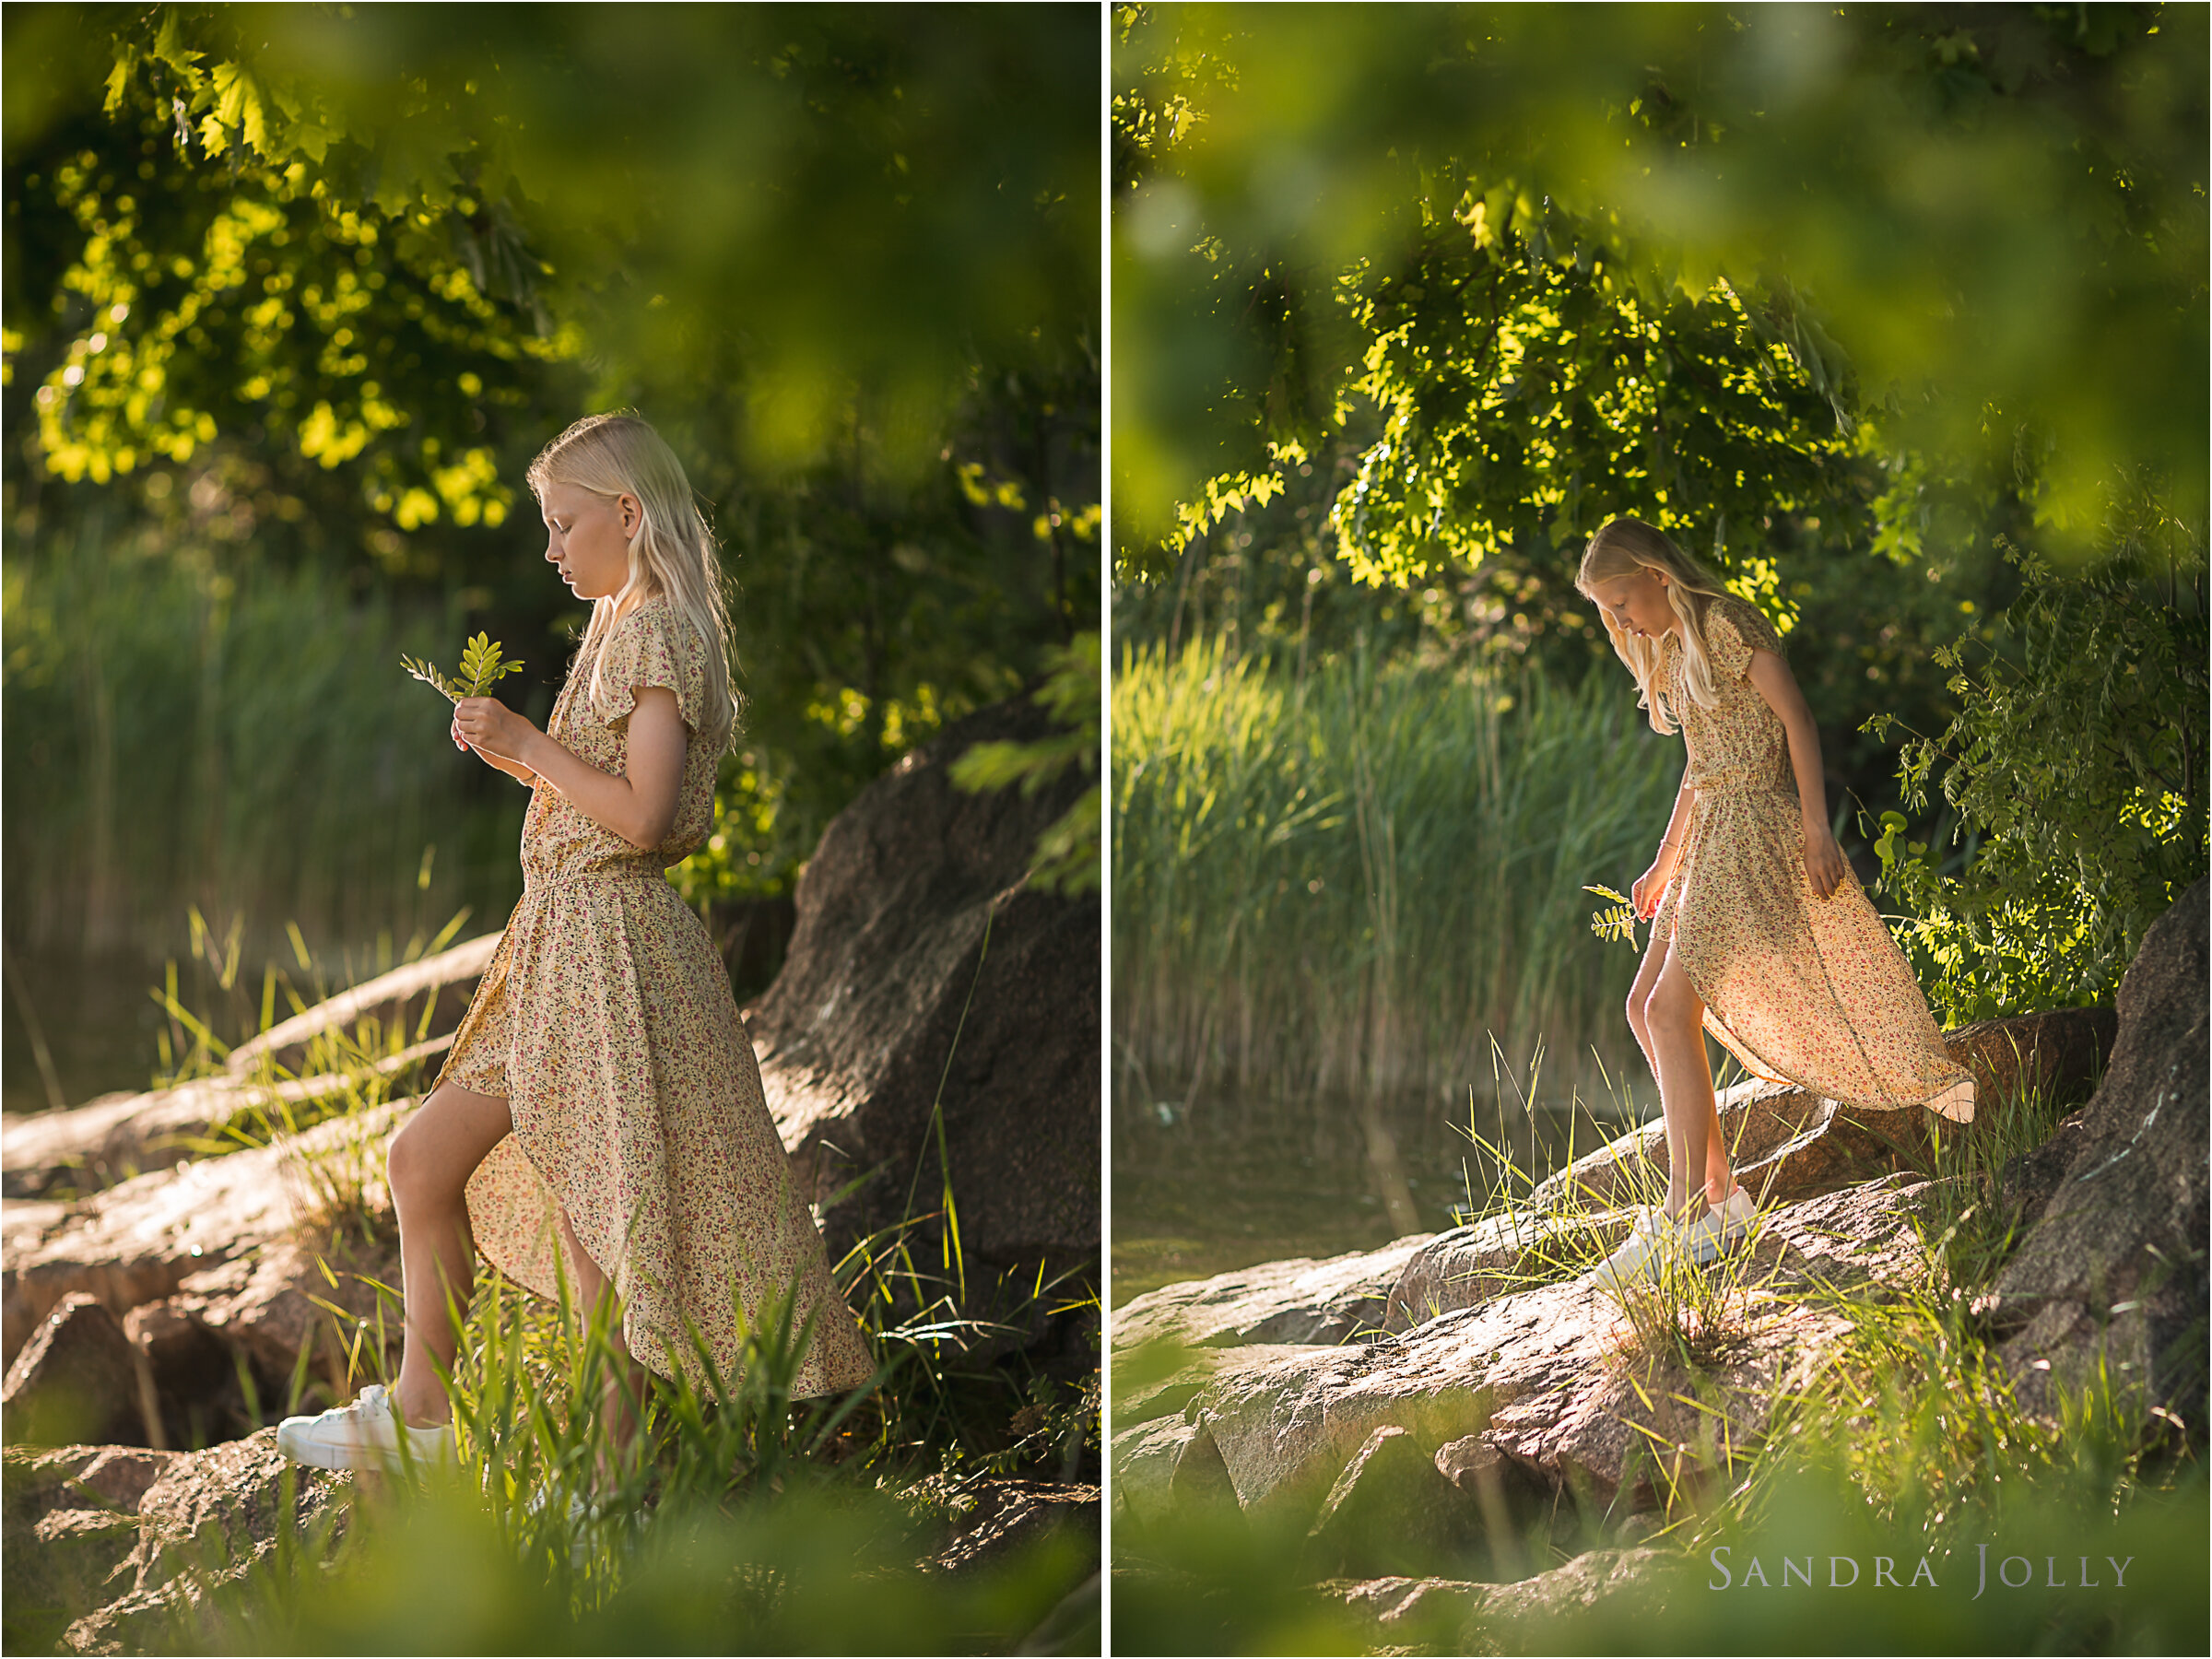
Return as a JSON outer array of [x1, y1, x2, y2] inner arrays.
[[1584, 883, 1642, 953], [401, 632, 525, 703]]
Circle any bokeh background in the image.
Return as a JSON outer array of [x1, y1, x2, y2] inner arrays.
[[3, 3, 1100, 1112]]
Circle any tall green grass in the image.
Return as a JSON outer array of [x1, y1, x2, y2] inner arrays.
[[1112, 635, 1682, 1106], [2, 521, 526, 968]]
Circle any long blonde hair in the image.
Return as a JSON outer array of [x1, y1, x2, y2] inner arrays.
[[528, 412, 740, 753], [1576, 517, 1731, 735]]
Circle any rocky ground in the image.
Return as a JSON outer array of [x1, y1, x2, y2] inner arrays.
[[2, 692, 1102, 1654], [1111, 880, 2206, 1653]]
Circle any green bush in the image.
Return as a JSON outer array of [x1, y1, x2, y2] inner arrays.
[[1866, 542, 2208, 1022]]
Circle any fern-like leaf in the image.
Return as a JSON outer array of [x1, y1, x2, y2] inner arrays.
[[402, 634, 524, 704], [1584, 883, 1642, 953]]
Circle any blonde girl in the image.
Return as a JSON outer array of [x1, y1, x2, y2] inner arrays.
[[1576, 517, 1975, 1288], [276, 412, 873, 1473]]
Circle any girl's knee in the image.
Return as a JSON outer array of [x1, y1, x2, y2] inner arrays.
[[387, 1120, 455, 1213], [1644, 973, 1700, 1030]]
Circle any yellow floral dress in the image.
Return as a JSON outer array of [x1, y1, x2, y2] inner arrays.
[[1650, 594, 1974, 1117], [434, 594, 875, 1398]]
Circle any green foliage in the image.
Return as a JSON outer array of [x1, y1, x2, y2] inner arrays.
[[1583, 883, 1641, 953], [1866, 537, 2209, 1020], [15, 4, 1097, 495], [1335, 222, 1858, 596], [400, 631, 523, 703], [1112, 4, 2207, 563], [1112, 633, 1680, 1102], [949, 631, 1101, 896]]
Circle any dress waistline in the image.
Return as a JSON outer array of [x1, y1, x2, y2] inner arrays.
[[522, 864, 670, 896], [1688, 769, 1787, 794]]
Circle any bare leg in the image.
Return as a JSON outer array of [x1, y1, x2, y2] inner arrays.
[[1641, 942, 1739, 1219], [386, 1081, 513, 1428], [1625, 939, 1674, 1178], [555, 1206, 649, 1482]]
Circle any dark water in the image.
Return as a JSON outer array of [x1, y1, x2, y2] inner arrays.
[[1110, 1077, 1653, 1307], [1, 945, 171, 1115]]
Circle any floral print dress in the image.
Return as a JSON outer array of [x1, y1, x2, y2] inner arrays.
[[434, 595, 875, 1398], [1650, 594, 1974, 1117]]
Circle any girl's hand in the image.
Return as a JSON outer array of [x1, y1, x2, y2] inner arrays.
[[1804, 820, 1850, 900], [1630, 857, 1674, 921], [454, 696, 540, 765], [451, 708, 536, 782]]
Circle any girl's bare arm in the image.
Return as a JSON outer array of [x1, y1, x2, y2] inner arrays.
[[1746, 649, 1849, 898], [1632, 768, 1697, 919], [454, 687, 687, 851]]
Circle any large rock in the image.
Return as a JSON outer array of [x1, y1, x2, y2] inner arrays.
[[1520, 1009, 2114, 1218], [1989, 879, 2208, 1433], [1112, 1235, 1434, 1352], [924, 1479, 1100, 1575], [1323, 1545, 1674, 1651], [1301, 1424, 1486, 1581], [747, 695, 1098, 1277], [1, 1428, 350, 1655], [1385, 1207, 1640, 1335], [2, 1443, 180, 1653], [3, 1294, 147, 1448], [1114, 1176, 1942, 1530], [3, 1102, 407, 1426]]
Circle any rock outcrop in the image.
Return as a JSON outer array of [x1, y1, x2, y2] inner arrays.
[[1322, 1546, 1674, 1650], [1, 1430, 349, 1655], [1114, 891, 2203, 1645], [1111, 1235, 1435, 1352], [1987, 877, 2207, 1434], [747, 694, 1099, 1278], [1373, 1008, 2119, 1335], [3, 1104, 406, 1445], [1113, 1174, 1941, 1557]]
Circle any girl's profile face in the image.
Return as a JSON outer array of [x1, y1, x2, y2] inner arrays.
[[1587, 567, 1677, 640], [539, 480, 639, 600]]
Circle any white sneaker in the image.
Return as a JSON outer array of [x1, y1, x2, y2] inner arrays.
[[1580, 1210, 1680, 1294], [275, 1383, 457, 1473], [1683, 1187, 1759, 1265], [1926, 1077, 1976, 1124]]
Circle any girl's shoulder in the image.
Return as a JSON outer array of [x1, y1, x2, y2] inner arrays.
[[1700, 592, 1784, 656], [606, 591, 677, 637]]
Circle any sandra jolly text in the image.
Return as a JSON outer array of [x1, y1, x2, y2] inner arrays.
[[1708, 1545, 2136, 1596]]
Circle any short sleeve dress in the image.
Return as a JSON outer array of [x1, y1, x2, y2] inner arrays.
[[433, 594, 875, 1399], [1649, 594, 1974, 1118]]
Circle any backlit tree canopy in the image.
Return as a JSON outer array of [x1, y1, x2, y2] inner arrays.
[[1112, 3, 2206, 580], [10, 3, 1100, 521]]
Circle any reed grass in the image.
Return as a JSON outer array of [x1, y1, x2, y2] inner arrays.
[[2, 522, 526, 970], [1112, 634, 1682, 1110]]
